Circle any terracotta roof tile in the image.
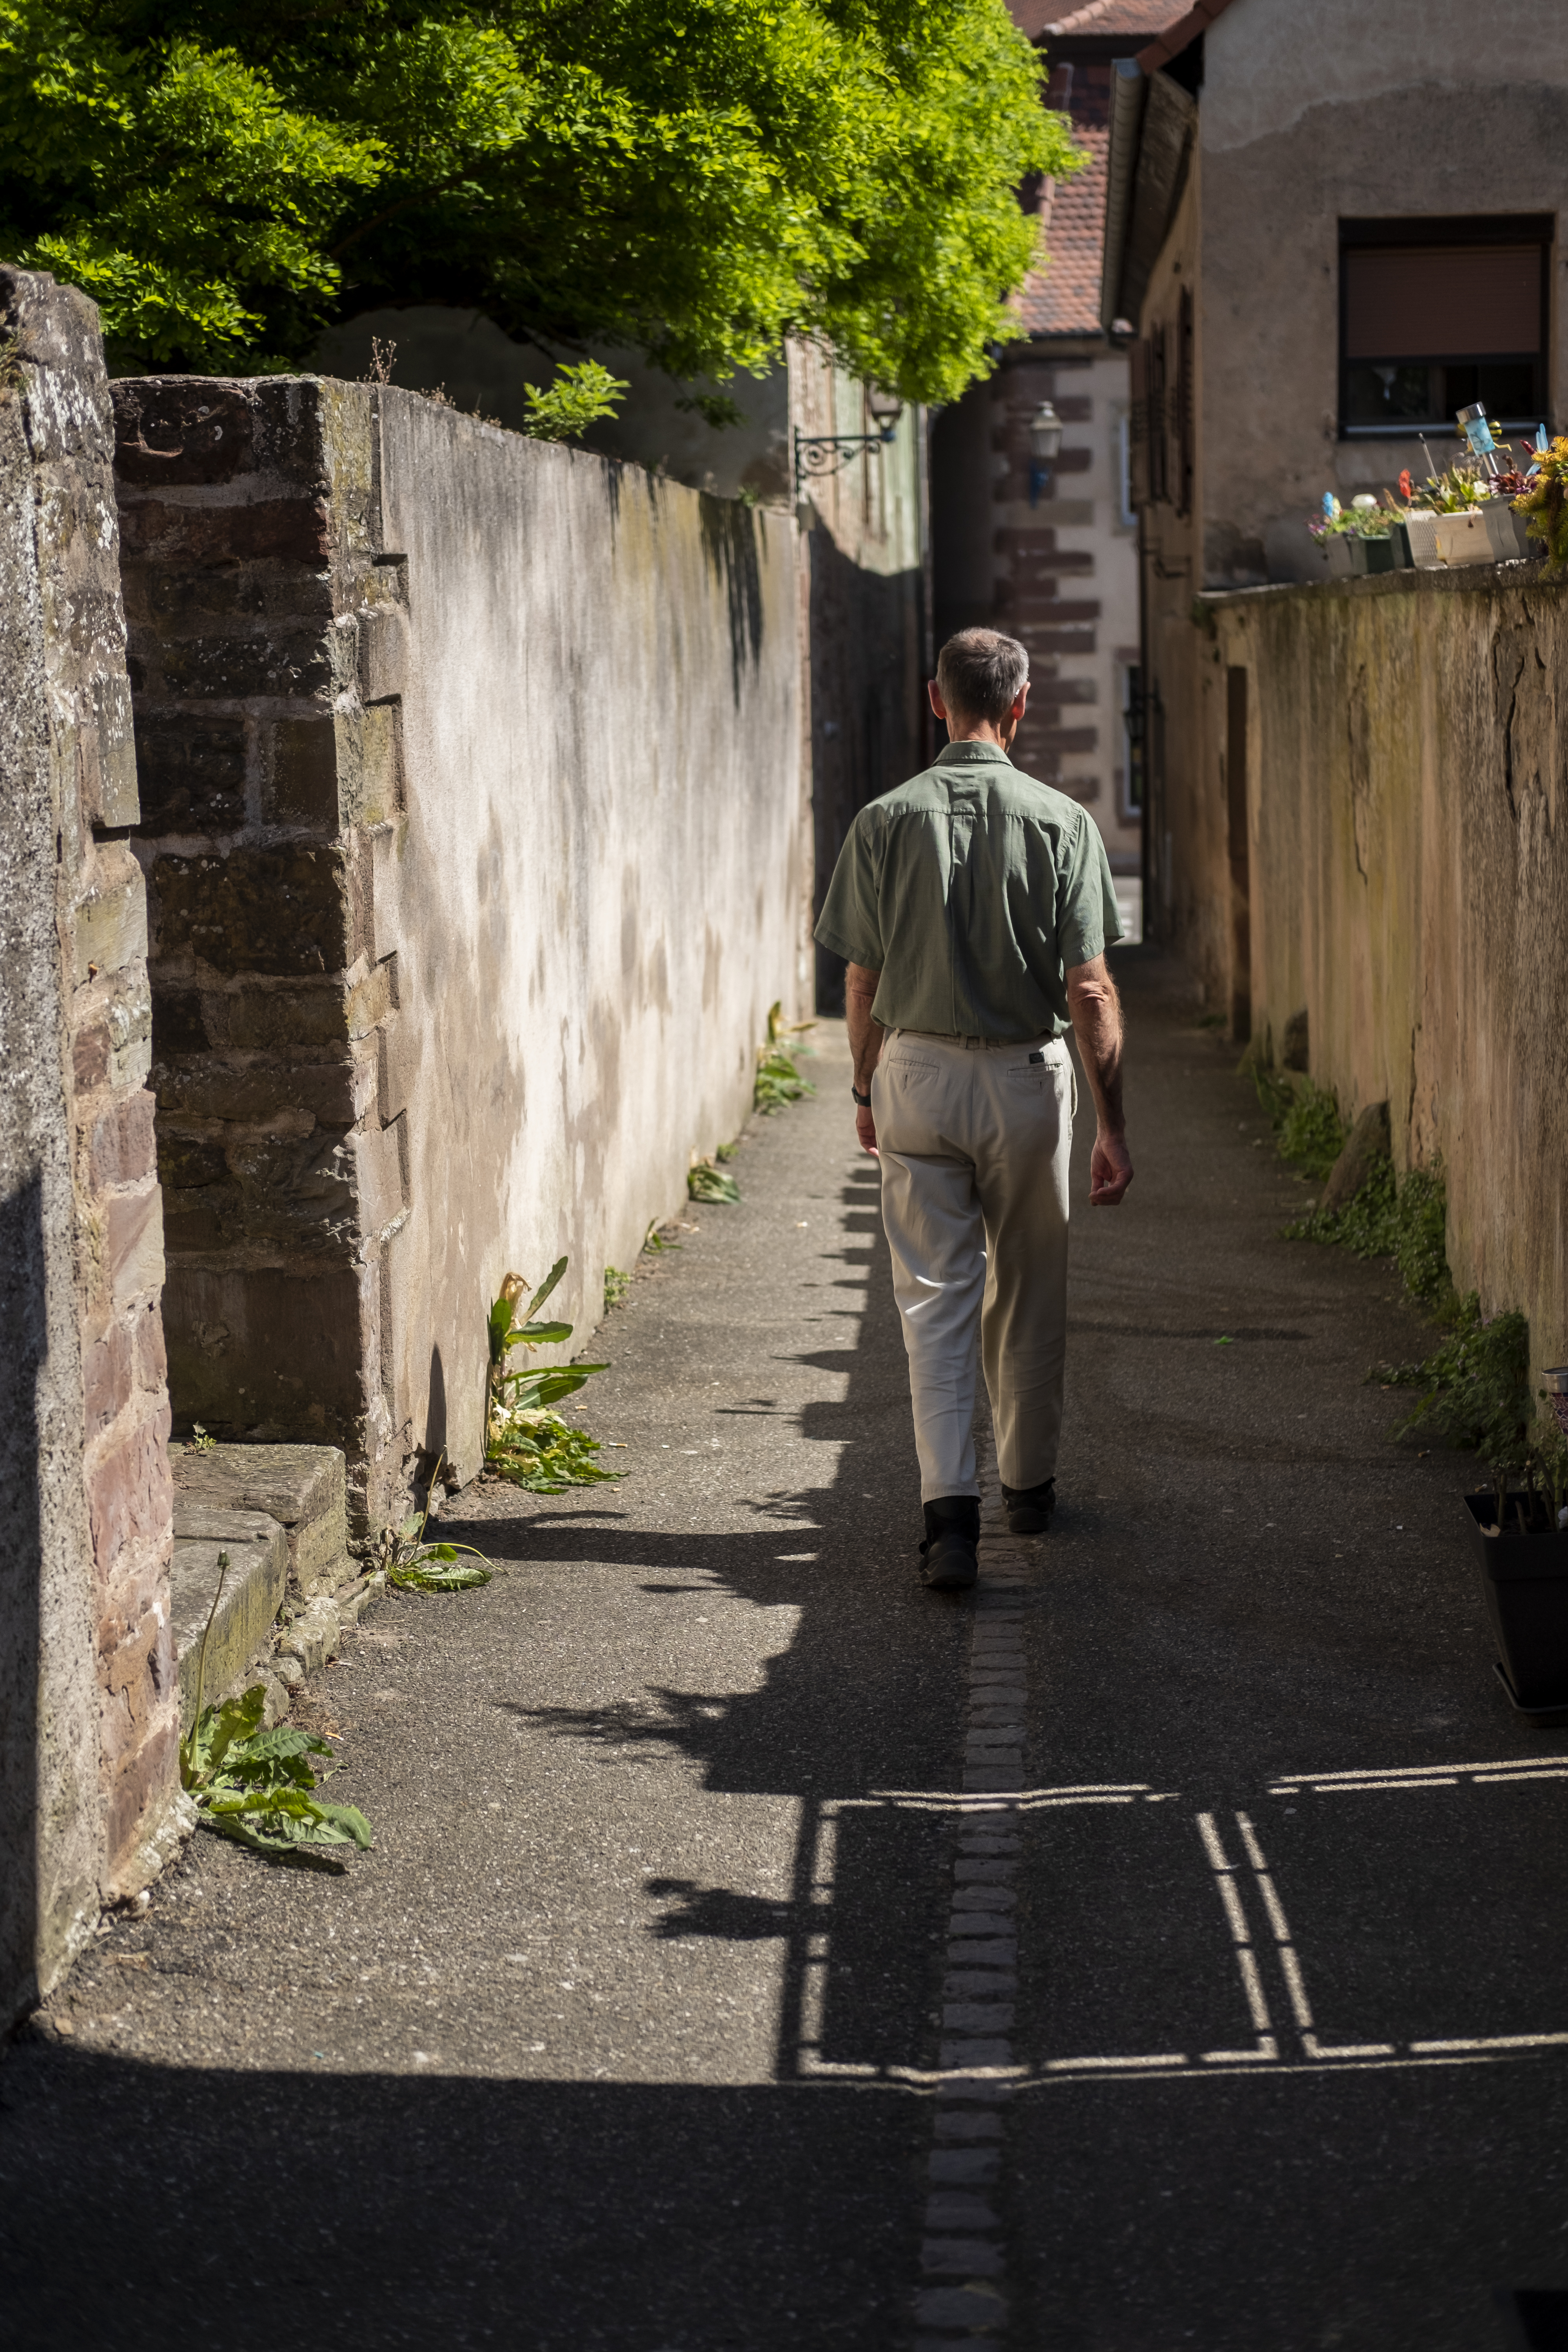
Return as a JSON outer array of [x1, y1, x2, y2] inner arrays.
[[1009, 0, 1186, 40], [1015, 118, 1109, 336], [1038, 0, 1190, 35]]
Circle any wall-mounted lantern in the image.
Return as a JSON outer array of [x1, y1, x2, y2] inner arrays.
[[795, 388, 905, 497], [1029, 401, 1063, 506]]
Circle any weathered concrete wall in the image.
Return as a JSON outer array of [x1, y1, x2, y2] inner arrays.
[[1201, 0, 1568, 588], [0, 269, 178, 2020], [116, 377, 804, 1528], [1201, 567, 1568, 1362]]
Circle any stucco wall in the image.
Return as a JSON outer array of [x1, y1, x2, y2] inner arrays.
[[1202, 567, 1568, 1363], [375, 392, 804, 1496], [118, 376, 804, 1526], [0, 269, 178, 2022], [1201, 0, 1568, 588]]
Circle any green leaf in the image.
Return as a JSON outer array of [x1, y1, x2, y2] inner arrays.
[[507, 1318, 573, 1348], [505, 1364, 607, 1412], [526, 1256, 570, 1320]]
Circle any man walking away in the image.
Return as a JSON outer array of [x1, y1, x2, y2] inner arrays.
[[814, 627, 1133, 1591]]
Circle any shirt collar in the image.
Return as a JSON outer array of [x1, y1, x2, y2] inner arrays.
[[934, 740, 1013, 767]]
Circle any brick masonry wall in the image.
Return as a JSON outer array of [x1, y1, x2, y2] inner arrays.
[[113, 378, 399, 1531], [0, 270, 179, 2003]]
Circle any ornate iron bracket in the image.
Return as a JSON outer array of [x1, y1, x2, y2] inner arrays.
[[793, 424, 896, 498]]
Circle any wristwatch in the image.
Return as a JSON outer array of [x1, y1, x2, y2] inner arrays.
[[851, 1084, 872, 1107]]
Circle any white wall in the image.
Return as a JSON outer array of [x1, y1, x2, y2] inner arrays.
[[373, 394, 806, 1484]]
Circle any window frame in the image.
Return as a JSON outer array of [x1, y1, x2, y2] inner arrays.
[[1337, 214, 1553, 441]]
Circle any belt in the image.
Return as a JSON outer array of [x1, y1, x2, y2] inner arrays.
[[898, 1028, 1061, 1053]]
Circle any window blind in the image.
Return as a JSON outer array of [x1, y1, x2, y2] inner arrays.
[[1344, 245, 1541, 361]]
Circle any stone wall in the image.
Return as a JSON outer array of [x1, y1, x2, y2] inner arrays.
[[1199, 566, 1568, 1361], [0, 269, 178, 2022], [115, 377, 806, 1529]]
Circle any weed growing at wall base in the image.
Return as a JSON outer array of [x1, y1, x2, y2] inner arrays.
[[486, 1258, 622, 1495], [1251, 1065, 1347, 1180], [689, 1160, 740, 1204], [1285, 1158, 1452, 1308], [179, 1553, 374, 1866], [376, 1456, 493, 1590]]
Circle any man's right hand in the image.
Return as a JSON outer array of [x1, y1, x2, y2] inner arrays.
[[1089, 1127, 1133, 1205]]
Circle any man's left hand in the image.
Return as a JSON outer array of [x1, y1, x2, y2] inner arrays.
[[855, 1105, 878, 1157], [1089, 1128, 1132, 1205]]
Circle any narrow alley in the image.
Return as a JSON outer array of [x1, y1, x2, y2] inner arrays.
[[5, 951, 1567, 2351]]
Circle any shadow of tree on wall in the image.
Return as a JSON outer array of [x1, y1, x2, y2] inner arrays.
[[698, 493, 766, 704]]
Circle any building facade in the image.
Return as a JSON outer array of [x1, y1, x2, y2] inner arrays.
[[929, 2, 1185, 927], [1109, 0, 1568, 1013]]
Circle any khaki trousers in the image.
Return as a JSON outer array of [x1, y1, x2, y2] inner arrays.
[[872, 1029, 1074, 1501]]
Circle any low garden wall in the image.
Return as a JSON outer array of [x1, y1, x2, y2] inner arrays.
[[115, 375, 806, 1528], [1203, 566, 1568, 1363]]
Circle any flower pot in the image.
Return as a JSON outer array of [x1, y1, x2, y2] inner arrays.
[[1464, 1492, 1568, 1715], [1320, 534, 1356, 578], [1430, 508, 1498, 567], [1359, 534, 1403, 574]]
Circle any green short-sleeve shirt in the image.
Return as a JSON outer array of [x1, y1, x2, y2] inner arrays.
[[813, 740, 1124, 1040]]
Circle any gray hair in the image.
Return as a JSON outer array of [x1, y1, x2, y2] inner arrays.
[[936, 628, 1029, 726]]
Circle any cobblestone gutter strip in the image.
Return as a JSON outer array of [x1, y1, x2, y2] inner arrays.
[[913, 1467, 1034, 2349]]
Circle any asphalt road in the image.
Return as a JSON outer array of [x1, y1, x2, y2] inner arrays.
[[4, 948, 1567, 2352]]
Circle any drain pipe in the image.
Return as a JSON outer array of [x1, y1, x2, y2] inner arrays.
[[1100, 59, 1146, 332]]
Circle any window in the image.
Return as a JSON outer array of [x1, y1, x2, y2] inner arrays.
[[1339, 216, 1552, 437]]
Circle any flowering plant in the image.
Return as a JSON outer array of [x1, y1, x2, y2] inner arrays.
[[1512, 430, 1568, 573], [1308, 493, 1397, 543]]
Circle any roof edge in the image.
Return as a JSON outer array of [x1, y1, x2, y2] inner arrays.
[[1136, 0, 1239, 71]]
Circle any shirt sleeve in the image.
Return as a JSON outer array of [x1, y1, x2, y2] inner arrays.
[[813, 809, 885, 968], [1056, 808, 1125, 969]]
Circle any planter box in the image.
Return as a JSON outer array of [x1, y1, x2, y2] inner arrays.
[[1405, 504, 1534, 569], [1464, 1492, 1568, 1714], [1320, 533, 1356, 577]]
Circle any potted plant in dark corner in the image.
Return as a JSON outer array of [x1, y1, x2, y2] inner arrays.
[[1461, 1363, 1568, 1722], [1388, 1309, 1568, 1720]]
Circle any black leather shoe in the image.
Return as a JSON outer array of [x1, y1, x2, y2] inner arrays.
[[920, 1496, 980, 1589], [1002, 1477, 1056, 1536]]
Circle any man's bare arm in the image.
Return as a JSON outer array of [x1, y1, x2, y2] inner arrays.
[[1065, 953, 1133, 1206], [846, 962, 884, 1156]]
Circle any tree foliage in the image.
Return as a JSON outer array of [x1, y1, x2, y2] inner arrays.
[[0, 0, 1076, 401]]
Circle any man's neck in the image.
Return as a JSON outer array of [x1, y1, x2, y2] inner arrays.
[[946, 720, 1013, 749]]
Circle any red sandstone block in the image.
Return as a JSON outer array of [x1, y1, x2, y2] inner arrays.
[[107, 1182, 165, 1310], [1032, 628, 1098, 655], [73, 1019, 111, 1091], [83, 1323, 134, 1434], [87, 1412, 174, 1589], [149, 844, 353, 979], [119, 496, 331, 567], [113, 383, 258, 486], [1032, 726, 1099, 754], [135, 1298, 168, 1391], [85, 1087, 158, 1190], [102, 1719, 180, 1886]]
